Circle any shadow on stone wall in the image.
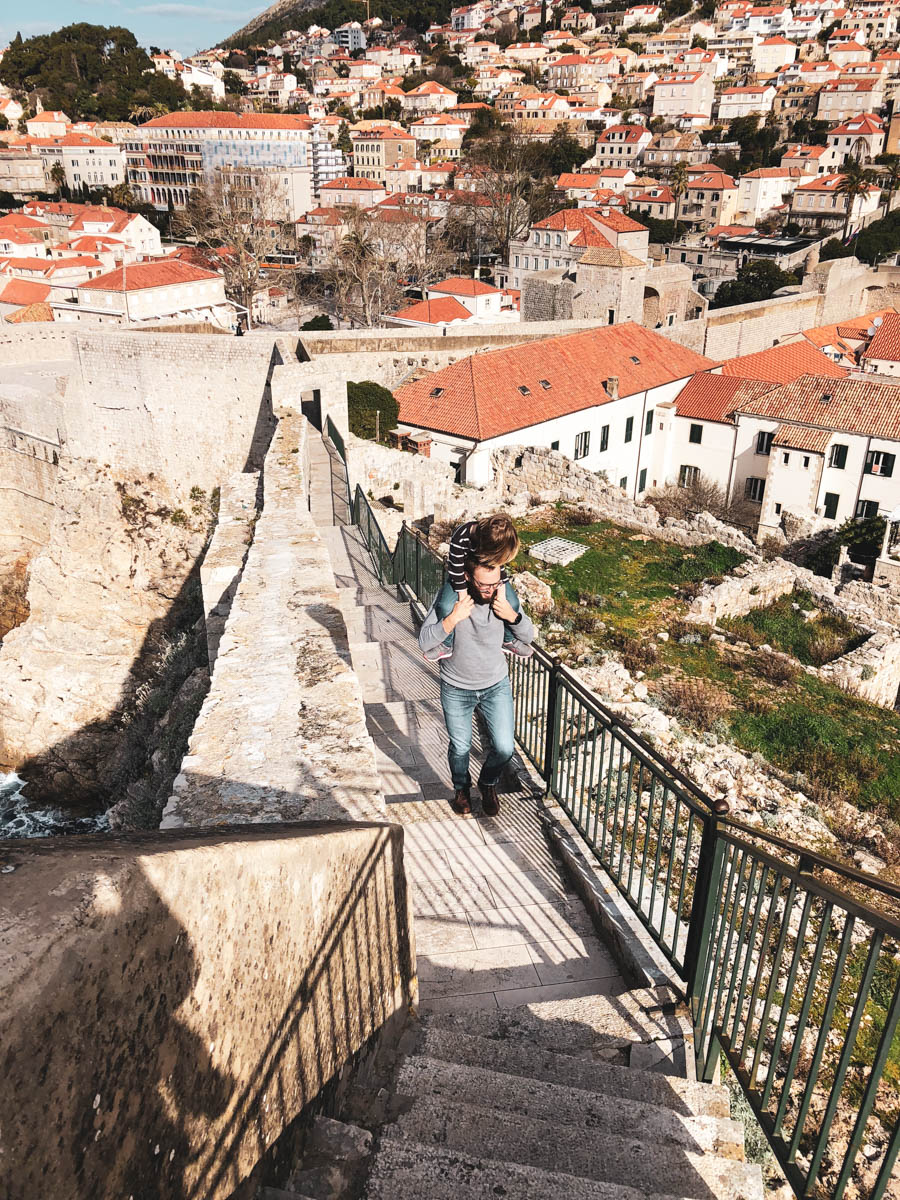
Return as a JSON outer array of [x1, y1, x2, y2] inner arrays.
[[0, 817, 414, 1200]]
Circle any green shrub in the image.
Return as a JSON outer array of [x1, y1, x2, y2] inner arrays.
[[300, 313, 334, 331], [347, 379, 398, 443]]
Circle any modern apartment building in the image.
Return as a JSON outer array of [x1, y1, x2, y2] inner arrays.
[[125, 112, 345, 215]]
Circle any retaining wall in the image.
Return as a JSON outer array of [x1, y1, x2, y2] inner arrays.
[[163, 411, 385, 828], [0, 822, 415, 1200]]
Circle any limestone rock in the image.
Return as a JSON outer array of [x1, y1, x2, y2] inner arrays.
[[512, 570, 554, 617]]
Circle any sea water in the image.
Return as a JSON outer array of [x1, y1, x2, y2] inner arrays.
[[0, 773, 109, 839]]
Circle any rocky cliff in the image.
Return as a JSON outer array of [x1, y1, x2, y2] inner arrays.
[[0, 462, 220, 824]]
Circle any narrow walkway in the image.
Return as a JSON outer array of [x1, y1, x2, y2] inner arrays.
[[311, 439, 627, 1015]]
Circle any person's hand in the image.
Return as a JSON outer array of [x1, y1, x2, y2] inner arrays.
[[491, 590, 517, 623], [444, 591, 474, 632]]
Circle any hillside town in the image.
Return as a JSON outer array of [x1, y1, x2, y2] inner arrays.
[[5, 7, 900, 1200]]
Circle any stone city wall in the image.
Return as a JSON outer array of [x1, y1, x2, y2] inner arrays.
[[198, 471, 260, 668], [346, 434, 456, 522], [0, 326, 74, 365], [0, 822, 415, 1200], [163, 410, 385, 829], [64, 331, 278, 497]]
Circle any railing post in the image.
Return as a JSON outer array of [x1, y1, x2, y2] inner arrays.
[[683, 813, 727, 1082], [415, 533, 421, 605], [542, 656, 562, 789]]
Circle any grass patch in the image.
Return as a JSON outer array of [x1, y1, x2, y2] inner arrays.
[[721, 588, 867, 666], [515, 518, 745, 636]]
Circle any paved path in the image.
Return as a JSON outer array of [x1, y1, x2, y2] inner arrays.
[[310, 437, 626, 1016]]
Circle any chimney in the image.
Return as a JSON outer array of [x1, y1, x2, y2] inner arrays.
[[605, 375, 619, 400]]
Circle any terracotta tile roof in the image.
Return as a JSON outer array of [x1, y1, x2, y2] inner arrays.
[[557, 172, 605, 189], [141, 111, 314, 130], [735, 375, 900, 441], [771, 422, 832, 452], [674, 373, 772, 423], [0, 278, 52, 306], [4, 301, 53, 324], [593, 208, 647, 233], [578, 245, 645, 267], [430, 276, 499, 296], [394, 322, 715, 441], [391, 296, 472, 324], [79, 260, 220, 292], [722, 340, 848, 384], [862, 311, 900, 363], [322, 176, 384, 190]]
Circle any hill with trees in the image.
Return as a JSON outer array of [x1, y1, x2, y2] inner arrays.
[[224, 0, 452, 47], [0, 24, 186, 121]]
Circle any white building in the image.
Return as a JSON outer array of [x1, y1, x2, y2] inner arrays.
[[751, 35, 797, 73], [53, 259, 234, 327], [734, 166, 804, 223], [27, 133, 126, 193], [716, 84, 776, 121], [730, 375, 900, 535], [652, 72, 714, 120], [392, 322, 715, 486], [622, 4, 663, 28], [334, 21, 367, 50]]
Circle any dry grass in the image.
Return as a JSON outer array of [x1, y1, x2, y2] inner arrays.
[[661, 677, 732, 729], [751, 651, 800, 685]]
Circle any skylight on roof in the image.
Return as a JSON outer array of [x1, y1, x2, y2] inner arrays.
[[518, 385, 531, 395], [539, 379, 551, 389], [430, 386, 444, 397], [630, 355, 641, 364]]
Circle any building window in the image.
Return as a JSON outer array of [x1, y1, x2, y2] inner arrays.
[[823, 492, 839, 519], [620, 476, 628, 489], [574, 431, 590, 459], [624, 416, 634, 443], [645, 409, 654, 436], [829, 443, 847, 469], [803, 456, 810, 469], [856, 498, 879, 519], [865, 450, 895, 477], [775, 502, 782, 515], [679, 464, 700, 487], [599, 423, 610, 452], [639, 467, 647, 492], [608, 308, 615, 324], [550, 440, 560, 450], [756, 430, 774, 455], [689, 423, 703, 444], [745, 476, 766, 503], [783, 452, 790, 465], [514, 254, 519, 267]]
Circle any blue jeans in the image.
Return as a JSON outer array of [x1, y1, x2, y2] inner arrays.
[[439, 676, 515, 791], [434, 580, 520, 651]]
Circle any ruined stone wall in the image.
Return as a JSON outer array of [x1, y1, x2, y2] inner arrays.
[[491, 446, 757, 553], [0, 822, 415, 1200], [163, 411, 385, 828], [818, 632, 900, 709], [685, 560, 797, 623]]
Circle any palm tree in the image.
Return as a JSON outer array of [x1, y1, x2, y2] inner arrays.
[[129, 102, 169, 124], [670, 159, 688, 221], [836, 158, 876, 242], [877, 154, 900, 217], [48, 160, 66, 194]]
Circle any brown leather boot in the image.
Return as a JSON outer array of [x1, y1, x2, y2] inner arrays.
[[451, 788, 472, 817], [480, 784, 499, 817]]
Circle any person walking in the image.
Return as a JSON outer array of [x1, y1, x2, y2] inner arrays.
[[418, 552, 535, 817]]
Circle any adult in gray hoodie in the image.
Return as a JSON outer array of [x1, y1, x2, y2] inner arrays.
[[418, 556, 535, 816]]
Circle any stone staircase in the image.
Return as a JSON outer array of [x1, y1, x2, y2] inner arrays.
[[303, 448, 765, 1200], [362, 996, 764, 1200]]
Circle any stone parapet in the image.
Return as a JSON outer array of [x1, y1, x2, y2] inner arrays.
[[163, 410, 385, 828], [199, 471, 260, 667], [0, 821, 415, 1200]]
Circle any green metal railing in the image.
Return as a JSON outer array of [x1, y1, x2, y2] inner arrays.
[[324, 415, 346, 463], [347, 484, 900, 1200]]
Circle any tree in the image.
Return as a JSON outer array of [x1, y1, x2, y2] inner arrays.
[[107, 180, 135, 208], [711, 258, 798, 308], [173, 173, 286, 317], [835, 159, 876, 241], [300, 313, 334, 330], [222, 70, 246, 96], [461, 130, 561, 260], [336, 120, 353, 154], [49, 160, 67, 193], [670, 159, 688, 213], [875, 154, 900, 218], [347, 380, 398, 442]]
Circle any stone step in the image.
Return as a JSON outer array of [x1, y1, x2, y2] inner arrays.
[[384, 1096, 764, 1200], [394, 1055, 744, 1158], [416, 1027, 728, 1118], [364, 1138, 690, 1200], [417, 997, 706, 1096]]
